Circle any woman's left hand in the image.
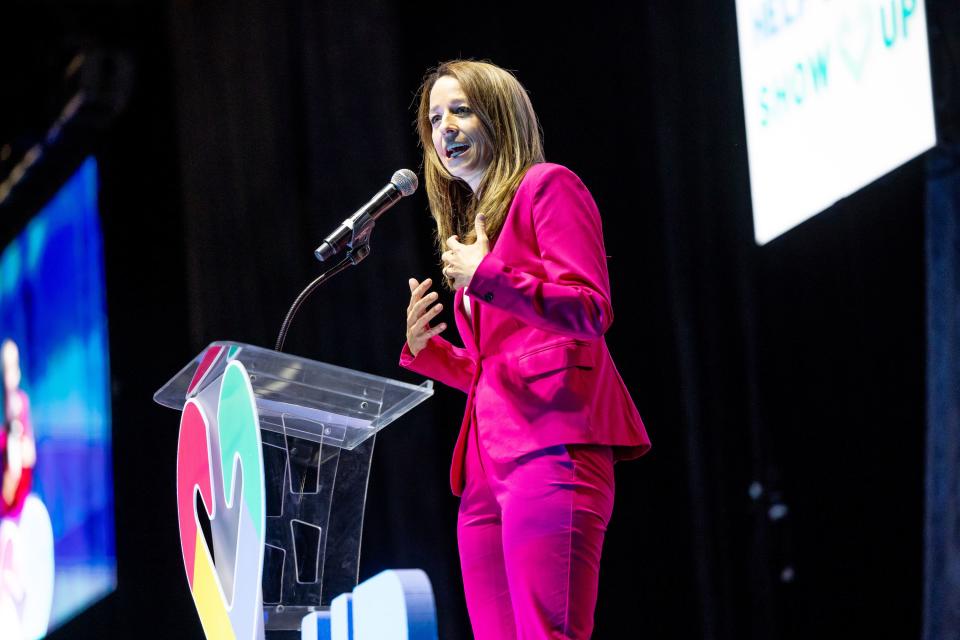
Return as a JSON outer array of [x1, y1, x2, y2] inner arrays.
[[441, 215, 489, 290]]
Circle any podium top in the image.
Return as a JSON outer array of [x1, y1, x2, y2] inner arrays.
[[153, 341, 433, 450]]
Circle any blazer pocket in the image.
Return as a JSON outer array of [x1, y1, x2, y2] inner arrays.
[[518, 340, 595, 381]]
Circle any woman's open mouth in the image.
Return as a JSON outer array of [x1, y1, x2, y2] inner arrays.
[[446, 142, 470, 159]]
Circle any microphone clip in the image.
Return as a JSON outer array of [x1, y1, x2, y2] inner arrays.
[[345, 212, 374, 265]]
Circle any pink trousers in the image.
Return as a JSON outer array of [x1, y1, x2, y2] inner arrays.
[[457, 424, 615, 640]]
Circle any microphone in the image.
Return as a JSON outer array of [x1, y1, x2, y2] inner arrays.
[[314, 169, 419, 262]]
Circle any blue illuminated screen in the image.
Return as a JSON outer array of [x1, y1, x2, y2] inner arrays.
[[0, 157, 115, 637]]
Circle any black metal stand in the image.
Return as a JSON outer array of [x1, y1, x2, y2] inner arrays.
[[275, 217, 375, 352]]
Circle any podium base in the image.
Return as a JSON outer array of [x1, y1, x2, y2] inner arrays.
[[265, 605, 327, 631]]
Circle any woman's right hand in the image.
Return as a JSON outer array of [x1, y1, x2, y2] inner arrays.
[[406, 277, 446, 357]]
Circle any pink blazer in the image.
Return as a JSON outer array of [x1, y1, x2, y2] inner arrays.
[[400, 163, 650, 496]]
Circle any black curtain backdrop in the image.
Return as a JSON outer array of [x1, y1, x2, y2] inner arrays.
[[923, 143, 960, 640], [923, 2, 960, 639], [0, 1, 947, 639]]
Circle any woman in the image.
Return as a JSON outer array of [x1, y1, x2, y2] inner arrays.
[[1, 339, 35, 519], [401, 60, 650, 639]]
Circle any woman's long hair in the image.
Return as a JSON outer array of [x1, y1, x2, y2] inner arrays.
[[416, 60, 544, 288]]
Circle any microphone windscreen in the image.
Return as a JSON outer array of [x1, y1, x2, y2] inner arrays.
[[391, 169, 419, 197]]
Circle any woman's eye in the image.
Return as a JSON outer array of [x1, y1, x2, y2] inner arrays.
[[456, 106, 470, 115], [430, 114, 441, 125]]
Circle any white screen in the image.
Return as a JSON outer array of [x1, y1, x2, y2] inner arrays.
[[735, 0, 937, 244]]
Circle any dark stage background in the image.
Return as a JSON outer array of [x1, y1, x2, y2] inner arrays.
[[0, 1, 954, 639]]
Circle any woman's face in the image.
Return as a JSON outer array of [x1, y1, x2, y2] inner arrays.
[[428, 75, 490, 193]]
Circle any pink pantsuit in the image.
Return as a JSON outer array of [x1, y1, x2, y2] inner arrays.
[[401, 163, 650, 639]]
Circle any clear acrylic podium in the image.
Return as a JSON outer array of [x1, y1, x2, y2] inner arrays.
[[155, 341, 433, 631]]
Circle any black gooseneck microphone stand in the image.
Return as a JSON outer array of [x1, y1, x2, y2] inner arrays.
[[274, 220, 375, 352]]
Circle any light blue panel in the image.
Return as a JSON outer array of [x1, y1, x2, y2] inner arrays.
[[301, 610, 332, 640], [351, 570, 437, 640], [331, 593, 353, 640]]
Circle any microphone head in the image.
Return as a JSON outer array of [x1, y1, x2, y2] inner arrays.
[[391, 169, 419, 197]]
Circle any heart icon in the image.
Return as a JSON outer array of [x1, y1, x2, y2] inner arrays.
[[837, 4, 875, 81]]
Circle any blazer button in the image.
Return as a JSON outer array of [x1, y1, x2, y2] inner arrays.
[[483, 292, 494, 302]]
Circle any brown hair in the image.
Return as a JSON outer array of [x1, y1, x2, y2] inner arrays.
[[416, 60, 544, 287]]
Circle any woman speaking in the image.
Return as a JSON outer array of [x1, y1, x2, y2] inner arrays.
[[401, 60, 650, 639]]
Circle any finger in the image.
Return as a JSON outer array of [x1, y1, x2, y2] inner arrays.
[[408, 278, 432, 309], [447, 235, 463, 249], [425, 322, 447, 338], [415, 278, 432, 296], [414, 302, 443, 324], [414, 293, 439, 317], [474, 214, 487, 241], [413, 304, 444, 334], [408, 293, 440, 326], [407, 278, 421, 314], [426, 302, 444, 319]]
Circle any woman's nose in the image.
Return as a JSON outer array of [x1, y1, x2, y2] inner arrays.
[[441, 113, 458, 133]]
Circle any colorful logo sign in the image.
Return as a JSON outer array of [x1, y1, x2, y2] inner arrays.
[[177, 358, 265, 640]]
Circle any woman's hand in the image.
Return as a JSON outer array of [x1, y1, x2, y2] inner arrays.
[[406, 277, 447, 357], [441, 215, 489, 290]]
